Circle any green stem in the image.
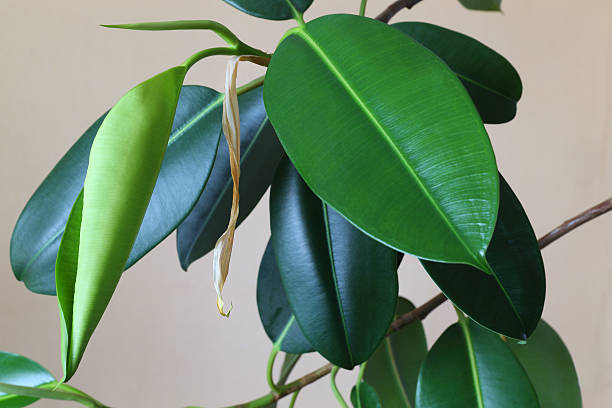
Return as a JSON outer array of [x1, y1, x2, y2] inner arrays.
[[285, 0, 306, 26], [288, 390, 300, 408], [359, 0, 368, 16], [236, 76, 265, 97], [267, 317, 295, 392], [0, 381, 108, 408], [182, 47, 240, 70], [353, 362, 367, 408], [330, 366, 348, 408]]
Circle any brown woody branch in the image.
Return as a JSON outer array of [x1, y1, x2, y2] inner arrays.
[[375, 0, 426, 23]]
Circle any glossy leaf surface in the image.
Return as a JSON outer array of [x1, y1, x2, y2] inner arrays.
[[393, 22, 521, 124], [11, 85, 223, 295], [507, 321, 582, 407], [56, 66, 186, 381], [364, 298, 427, 408], [177, 87, 283, 269], [0, 352, 54, 408], [421, 175, 545, 339], [257, 240, 314, 354], [416, 321, 538, 408], [350, 382, 382, 408], [458, 0, 501, 11], [265, 14, 499, 272], [222, 0, 314, 20], [270, 158, 398, 369]]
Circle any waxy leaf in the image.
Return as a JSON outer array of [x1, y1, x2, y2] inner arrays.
[[416, 320, 539, 408], [265, 14, 499, 272], [364, 298, 427, 408], [507, 321, 582, 407], [10, 85, 223, 295], [0, 352, 54, 408], [257, 240, 313, 353], [393, 22, 521, 124], [222, 0, 314, 21], [350, 382, 382, 408], [458, 0, 501, 11], [270, 158, 398, 369], [177, 86, 284, 269], [56, 66, 187, 381], [421, 175, 545, 339]]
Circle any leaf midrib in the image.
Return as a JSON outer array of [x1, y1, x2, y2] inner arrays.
[[295, 28, 482, 268], [322, 203, 354, 366], [459, 321, 485, 408]]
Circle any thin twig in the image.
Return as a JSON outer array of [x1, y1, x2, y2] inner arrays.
[[537, 198, 612, 249], [375, 0, 426, 23], [218, 196, 612, 408]]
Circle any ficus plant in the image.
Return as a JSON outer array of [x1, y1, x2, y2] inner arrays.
[[3, 0, 606, 406]]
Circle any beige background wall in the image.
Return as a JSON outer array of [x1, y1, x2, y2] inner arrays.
[[1, 0, 611, 406]]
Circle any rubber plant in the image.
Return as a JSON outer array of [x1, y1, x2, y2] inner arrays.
[[5, 0, 605, 406]]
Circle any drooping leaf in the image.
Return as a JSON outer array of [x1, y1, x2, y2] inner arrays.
[[458, 0, 502, 11], [416, 320, 539, 408], [420, 175, 545, 339], [364, 298, 427, 408], [11, 85, 223, 295], [507, 321, 582, 407], [257, 240, 314, 353], [177, 86, 284, 270], [270, 158, 398, 369], [0, 352, 54, 408], [350, 382, 382, 408], [56, 66, 187, 381], [264, 14, 499, 273], [392, 22, 521, 124], [222, 0, 314, 21]]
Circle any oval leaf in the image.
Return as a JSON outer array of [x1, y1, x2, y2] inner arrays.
[[350, 382, 382, 408], [392, 22, 521, 124], [264, 14, 499, 272], [416, 320, 539, 408], [222, 0, 314, 21], [176, 86, 284, 269], [364, 298, 427, 408], [56, 66, 187, 381], [10, 85, 223, 295], [270, 158, 398, 369], [257, 240, 314, 354], [458, 0, 502, 11], [420, 175, 545, 339], [0, 352, 54, 408], [507, 321, 582, 407]]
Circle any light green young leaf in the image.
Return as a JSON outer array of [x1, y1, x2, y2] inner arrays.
[[56, 65, 187, 381]]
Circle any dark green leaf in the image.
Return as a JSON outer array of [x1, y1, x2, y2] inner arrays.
[[392, 22, 521, 124], [0, 352, 54, 408], [264, 14, 499, 272], [222, 0, 314, 20], [364, 298, 427, 408], [420, 175, 545, 339], [257, 240, 314, 354], [350, 382, 382, 408], [416, 320, 539, 408], [507, 321, 582, 407], [11, 85, 223, 295], [56, 66, 187, 381], [270, 158, 398, 369], [458, 0, 502, 11], [177, 87, 283, 269]]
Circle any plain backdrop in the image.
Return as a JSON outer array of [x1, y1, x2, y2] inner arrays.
[[2, 0, 612, 406]]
